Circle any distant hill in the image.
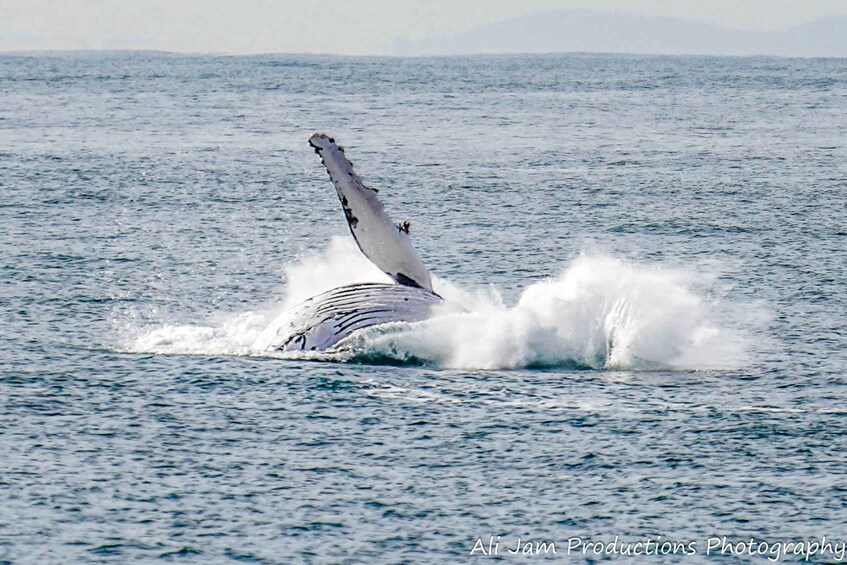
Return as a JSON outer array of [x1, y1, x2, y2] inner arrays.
[[393, 10, 847, 58]]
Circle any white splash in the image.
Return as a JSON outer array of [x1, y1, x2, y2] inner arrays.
[[122, 237, 748, 370], [363, 254, 746, 370], [127, 311, 267, 357], [275, 236, 391, 312], [121, 237, 389, 357]]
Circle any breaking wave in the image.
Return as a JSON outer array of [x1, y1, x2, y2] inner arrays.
[[121, 237, 749, 370]]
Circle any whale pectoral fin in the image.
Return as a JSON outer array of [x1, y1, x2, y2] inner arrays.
[[308, 133, 433, 291]]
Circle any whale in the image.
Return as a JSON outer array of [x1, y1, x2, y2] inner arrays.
[[257, 133, 445, 353]]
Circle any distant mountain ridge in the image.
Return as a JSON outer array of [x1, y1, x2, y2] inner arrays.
[[393, 10, 847, 58]]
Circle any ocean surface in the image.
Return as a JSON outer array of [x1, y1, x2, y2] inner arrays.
[[1, 52, 845, 563]]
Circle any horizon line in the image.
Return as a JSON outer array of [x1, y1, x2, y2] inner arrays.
[[1, 48, 846, 61]]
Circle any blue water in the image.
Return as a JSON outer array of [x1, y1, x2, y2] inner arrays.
[[1, 52, 846, 563]]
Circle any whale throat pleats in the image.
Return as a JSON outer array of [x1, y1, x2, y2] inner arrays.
[[266, 283, 441, 352]]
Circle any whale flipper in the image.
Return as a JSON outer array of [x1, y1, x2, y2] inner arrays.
[[309, 133, 433, 291]]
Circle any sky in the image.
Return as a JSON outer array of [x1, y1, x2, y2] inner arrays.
[[2, 0, 847, 55]]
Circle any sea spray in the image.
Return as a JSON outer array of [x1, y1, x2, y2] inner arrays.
[[275, 237, 392, 312], [126, 237, 746, 370], [126, 311, 268, 357], [358, 254, 745, 370]]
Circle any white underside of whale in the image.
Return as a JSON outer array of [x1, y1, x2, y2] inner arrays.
[[259, 283, 441, 352]]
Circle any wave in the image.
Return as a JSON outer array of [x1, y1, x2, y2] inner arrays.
[[120, 237, 749, 370]]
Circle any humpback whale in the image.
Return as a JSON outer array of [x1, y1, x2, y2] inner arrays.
[[257, 133, 444, 353]]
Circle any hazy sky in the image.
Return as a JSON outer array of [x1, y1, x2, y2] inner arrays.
[[2, 0, 847, 55]]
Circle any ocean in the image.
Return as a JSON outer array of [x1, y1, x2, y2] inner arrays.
[[1, 52, 845, 563]]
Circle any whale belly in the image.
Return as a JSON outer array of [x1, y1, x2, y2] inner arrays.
[[263, 283, 441, 352]]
